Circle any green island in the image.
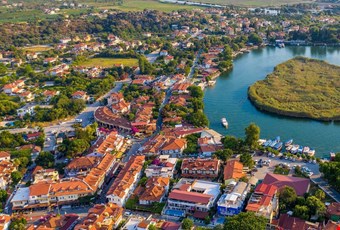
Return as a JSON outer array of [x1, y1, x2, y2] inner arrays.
[[248, 57, 340, 121]]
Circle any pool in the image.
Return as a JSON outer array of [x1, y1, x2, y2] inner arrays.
[[164, 209, 185, 217]]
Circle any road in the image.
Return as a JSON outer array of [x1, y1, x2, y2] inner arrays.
[[43, 81, 129, 151], [146, 49, 160, 63], [187, 50, 201, 79]]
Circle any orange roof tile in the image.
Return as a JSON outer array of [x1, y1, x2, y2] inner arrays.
[[224, 160, 245, 180]]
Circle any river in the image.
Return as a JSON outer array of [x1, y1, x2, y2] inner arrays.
[[204, 46, 340, 157]]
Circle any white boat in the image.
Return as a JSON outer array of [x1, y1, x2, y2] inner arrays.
[[207, 80, 216, 86], [221, 118, 228, 128]]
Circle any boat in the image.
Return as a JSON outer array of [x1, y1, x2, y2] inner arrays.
[[264, 140, 272, 147], [269, 140, 277, 148], [290, 145, 299, 154], [274, 142, 283, 151], [285, 139, 293, 146], [278, 43, 285, 48], [275, 136, 281, 142], [207, 80, 216, 86], [258, 139, 267, 145], [307, 149, 315, 156], [303, 146, 310, 154], [298, 146, 304, 153], [286, 145, 293, 151], [221, 118, 228, 128]]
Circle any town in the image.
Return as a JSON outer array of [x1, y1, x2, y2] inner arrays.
[[0, 0, 339, 230]]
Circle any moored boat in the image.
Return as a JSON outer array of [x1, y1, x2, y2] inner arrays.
[[303, 146, 310, 154], [208, 80, 216, 86], [285, 139, 293, 146], [286, 145, 293, 151], [307, 149, 315, 156], [221, 118, 228, 128], [290, 145, 299, 154], [274, 142, 283, 151], [298, 146, 304, 153]]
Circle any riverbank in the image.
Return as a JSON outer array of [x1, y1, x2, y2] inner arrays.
[[248, 57, 340, 121], [204, 46, 340, 156]]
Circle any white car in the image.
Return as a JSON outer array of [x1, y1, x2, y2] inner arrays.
[[124, 211, 132, 216]]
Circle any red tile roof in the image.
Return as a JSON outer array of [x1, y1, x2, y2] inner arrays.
[[161, 221, 180, 230], [277, 214, 320, 230], [0, 151, 10, 159], [262, 173, 310, 196], [168, 190, 212, 204], [327, 202, 340, 216], [224, 160, 244, 180]]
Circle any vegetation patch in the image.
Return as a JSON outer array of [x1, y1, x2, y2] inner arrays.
[[78, 58, 138, 68], [21, 45, 52, 52], [181, 0, 312, 7], [248, 57, 340, 121], [90, 0, 203, 12]]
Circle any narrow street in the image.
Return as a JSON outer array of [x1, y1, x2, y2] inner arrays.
[[43, 81, 129, 151]]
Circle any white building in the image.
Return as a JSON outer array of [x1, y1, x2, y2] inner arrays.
[[106, 156, 145, 207], [217, 181, 251, 216], [145, 155, 177, 178], [165, 179, 220, 217], [17, 104, 36, 117]]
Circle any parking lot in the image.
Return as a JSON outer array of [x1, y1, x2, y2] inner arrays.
[[252, 154, 320, 180]]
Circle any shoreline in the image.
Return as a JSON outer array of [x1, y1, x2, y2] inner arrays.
[[247, 91, 340, 122]]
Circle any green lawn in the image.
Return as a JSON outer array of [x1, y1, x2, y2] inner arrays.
[[248, 57, 340, 121], [21, 45, 53, 52], [78, 58, 139, 68], [86, 0, 203, 12]]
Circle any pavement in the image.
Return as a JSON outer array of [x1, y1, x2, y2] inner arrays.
[[146, 50, 160, 63], [43, 81, 129, 152], [253, 155, 321, 180], [253, 154, 340, 202]]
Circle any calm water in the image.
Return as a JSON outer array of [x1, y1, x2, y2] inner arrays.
[[204, 46, 340, 157]]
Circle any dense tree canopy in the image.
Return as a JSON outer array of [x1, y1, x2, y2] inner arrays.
[[35, 152, 55, 168], [224, 212, 267, 230], [279, 186, 297, 211], [181, 218, 194, 230], [245, 123, 260, 149], [319, 153, 340, 192], [240, 153, 254, 168]]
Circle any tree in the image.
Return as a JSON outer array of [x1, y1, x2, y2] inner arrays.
[[0, 189, 8, 202], [9, 217, 27, 230], [67, 139, 90, 158], [245, 123, 260, 149], [306, 196, 326, 215], [279, 186, 297, 211], [319, 154, 340, 192], [315, 189, 325, 200], [11, 171, 22, 185], [213, 148, 233, 161], [222, 135, 242, 152], [148, 225, 157, 230], [188, 85, 204, 98], [181, 218, 194, 230], [248, 33, 263, 45], [35, 152, 55, 168], [293, 205, 310, 220], [240, 153, 254, 168], [224, 212, 267, 230], [138, 177, 148, 186], [187, 111, 209, 127], [0, 63, 7, 75]]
